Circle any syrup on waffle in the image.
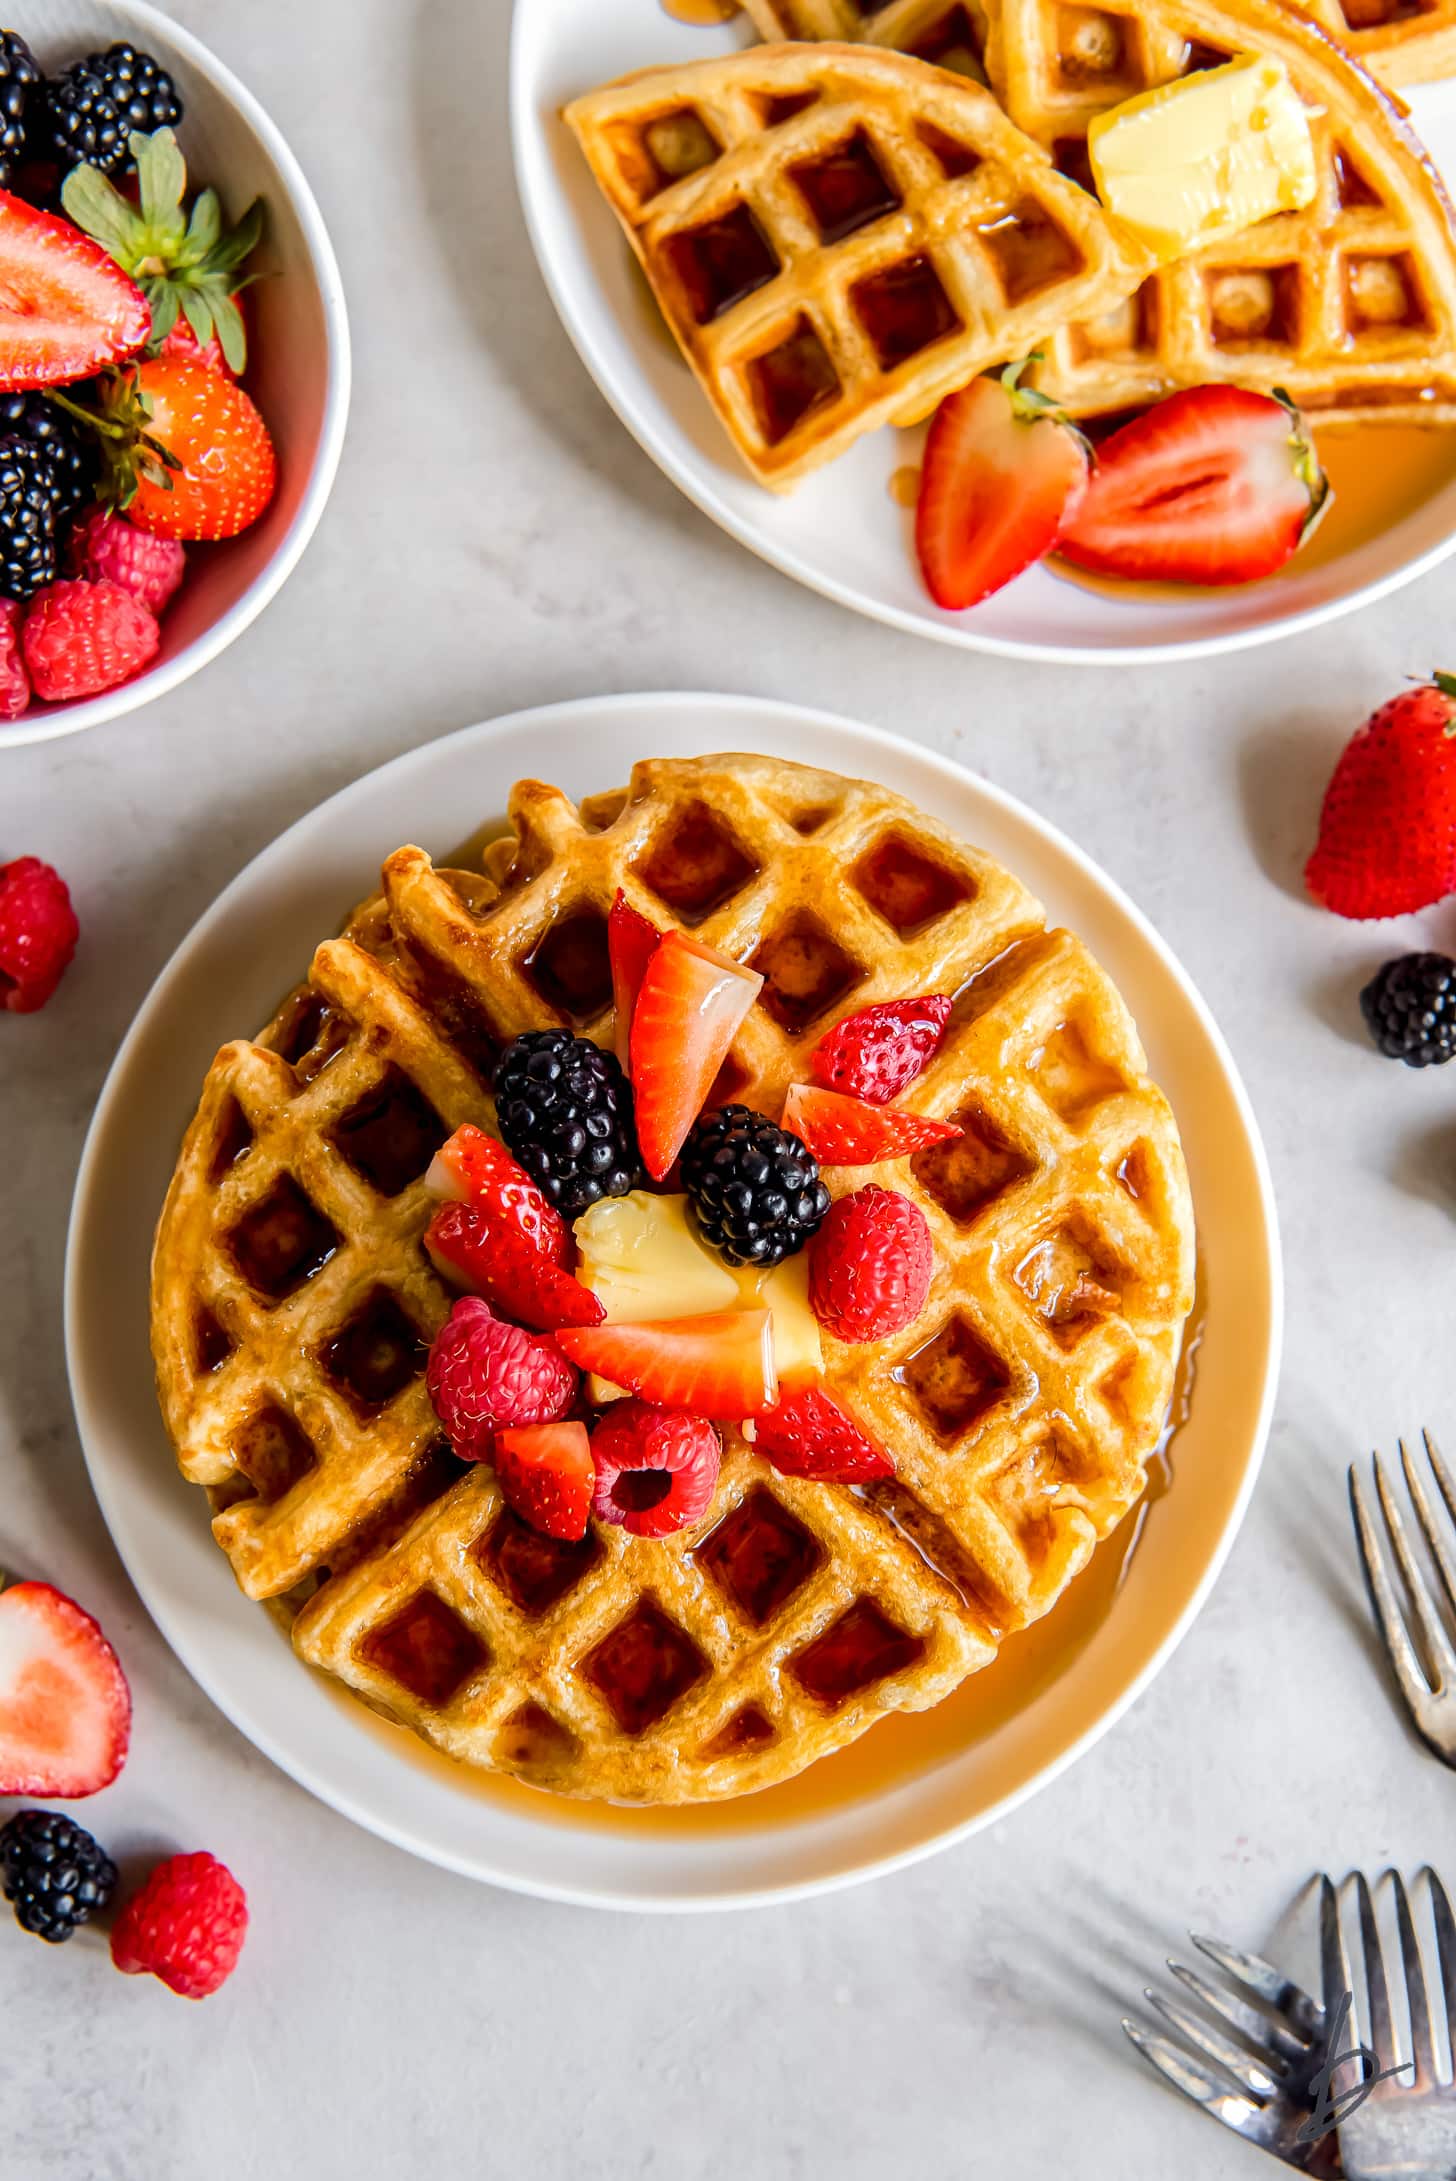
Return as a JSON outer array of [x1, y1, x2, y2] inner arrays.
[[151, 756, 1195, 1804], [745, 0, 1456, 423], [564, 42, 1149, 485]]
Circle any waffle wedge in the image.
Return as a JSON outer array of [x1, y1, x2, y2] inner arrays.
[[746, 0, 1456, 422], [151, 755, 1195, 1804], [564, 42, 1149, 486]]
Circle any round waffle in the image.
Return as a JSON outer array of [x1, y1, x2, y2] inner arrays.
[[150, 755, 1195, 1804]]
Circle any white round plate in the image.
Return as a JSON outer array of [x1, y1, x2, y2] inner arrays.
[[66, 693, 1280, 1909], [511, 1, 1456, 663]]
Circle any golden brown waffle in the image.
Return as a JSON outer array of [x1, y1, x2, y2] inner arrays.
[[151, 755, 1195, 1804], [747, 0, 1456, 422], [563, 42, 1149, 486]]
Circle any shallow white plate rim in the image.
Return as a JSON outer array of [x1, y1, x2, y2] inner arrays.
[[65, 691, 1282, 1909]]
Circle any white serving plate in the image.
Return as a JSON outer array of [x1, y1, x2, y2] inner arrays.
[[0, 0, 349, 746], [66, 692, 1280, 1909], [511, 0, 1456, 663]]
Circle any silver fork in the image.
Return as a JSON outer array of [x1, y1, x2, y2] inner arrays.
[[1349, 1432, 1456, 1764], [1123, 1932, 1340, 2173], [1321, 1870, 1456, 2181]]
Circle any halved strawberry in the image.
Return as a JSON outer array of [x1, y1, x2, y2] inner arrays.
[[1058, 386, 1329, 585], [916, 360, 1089, 610], [494, 1422, 595, 1541], [424, 1124, 569, 1261], [557, 1309, 776, 1417], [0, 1579, 131, 1797], [630, 930, 763, 1180], [608, 889, 659, 1067], [754, 1385, 895, 1483], [783, 1082, 961, 1164], [426, 1201, 605, 1333], [0, 190, 149, 389]]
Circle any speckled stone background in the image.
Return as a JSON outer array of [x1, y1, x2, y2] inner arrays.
[[3, 1, 1455, 2174]]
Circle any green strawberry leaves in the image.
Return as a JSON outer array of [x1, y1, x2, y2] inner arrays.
[[61, 128, 263, 376]]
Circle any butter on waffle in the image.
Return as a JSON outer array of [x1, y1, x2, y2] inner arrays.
[[747, 0, 1456, 423], [563, 43, 1149, 486], [151, 756, 1195, 1804]]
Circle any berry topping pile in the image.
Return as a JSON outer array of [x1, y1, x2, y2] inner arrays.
[[0, 44, 274, 724]]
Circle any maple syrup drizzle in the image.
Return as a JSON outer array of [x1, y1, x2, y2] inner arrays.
[[888, 463, 922, 508]]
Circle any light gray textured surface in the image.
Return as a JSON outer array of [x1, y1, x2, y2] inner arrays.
[[3, 1, 1455, 2174]]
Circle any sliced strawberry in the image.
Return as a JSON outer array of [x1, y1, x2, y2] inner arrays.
[[754, 1385, 895, 1483], [424, 1124, 569, 1261], [558, 1309, 776, 1418], [783, 1082, 961, 1164], [494, 1422, 595, 1541], [0, 1579, 131, 1798], [812, 995, 952, 1103], [608, 890, 659, 1067], [630, 930, 763, 1180], [0, 191, 149, 389], [916, 361, 1089, 611], [426, 1201, 605, 1333], [1058, 386, 1328, 585]]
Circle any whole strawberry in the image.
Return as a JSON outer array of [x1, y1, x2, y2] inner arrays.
[[1306, 674, 1456, 918], [66, 506, 184, 616], [0, 856, 78, 1012], [124, 356, 275, 540], [111, 1851, 247, 2000], [809, 1185, 933, 1343], [22, 577, 159, 701], [426, 1295, 577, 1460]]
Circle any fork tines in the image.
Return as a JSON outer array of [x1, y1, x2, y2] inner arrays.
[[1349, 1431, 1456, 1757]]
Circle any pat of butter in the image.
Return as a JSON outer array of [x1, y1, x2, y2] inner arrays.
[[1088, 54, 1316, 265]]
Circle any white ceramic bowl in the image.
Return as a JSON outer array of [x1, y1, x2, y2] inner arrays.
[[1, 0, 350, 747], [66, 693, 1281, 1909], [512, 0, 1456, 663]]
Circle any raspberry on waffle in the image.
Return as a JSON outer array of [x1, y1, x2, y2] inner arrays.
[[150, 755, 1195, 1805]]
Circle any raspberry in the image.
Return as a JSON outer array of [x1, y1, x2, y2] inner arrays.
[[426, 1296, 577, 1459], [589, 1401, 721, 1537], [0, 598, 29, 719], [0, 856, 78, 1012], [65, 507, 185, 616], [21, 578, 160, 702], [809, 1185, 933, 1343], [753, 1385, 895, 1482], [110, 1851, 247, 1999], [812, 996, 952, 1104]]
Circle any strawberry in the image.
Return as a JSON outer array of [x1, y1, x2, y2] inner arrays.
[[65, 506, 185, 616], [0, 598, 28, 719], [111, 1852, 248, 2000], [0, 1578, 131, 1797], [754, 1384, 895, 1483], [630, 929, 763, 1180], [426, 1201, 605, 1333], [0, 856, 79, 1013], [21, 577, 159, 701], [916, 361, 1089, 610], [812, 995, 952, 1103], [608, 889, 659, 1067], [0, 188, 148, 389], [97, 356, 276, 541], [782, 1082, 961, 1165], [1306, 675, 1456, 918], [558, 1310, 776, 1418], [1058, 386, 1328, 585], [494, 1422, 595, 1541], [427, 1296, 577, 1459], [809, 1186, 933, 1343], [589, 1402, 721, 1537], [425, 1124, 569, 1260]]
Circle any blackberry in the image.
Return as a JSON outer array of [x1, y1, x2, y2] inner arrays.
[[1360, 952, 1456, 1067], [0, 436, 58, 599], [680, 1104, 830, 1268], [494, 1029, 642, 1218], [0, 31, 41, 187], [1, 1810, 117, 1943], [0, 394, 97, 524], [45, 43, 182, 176]]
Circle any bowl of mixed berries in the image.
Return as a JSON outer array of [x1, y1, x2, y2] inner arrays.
[[0, 4, 348, 745]]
